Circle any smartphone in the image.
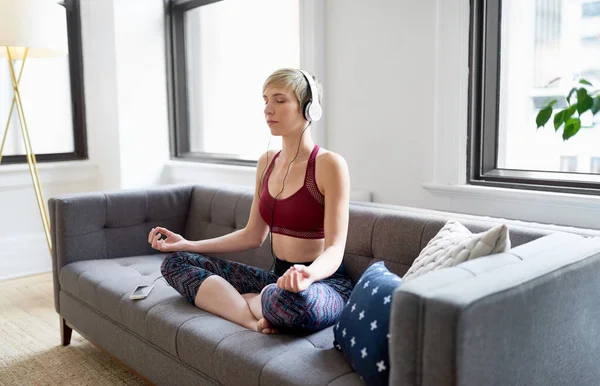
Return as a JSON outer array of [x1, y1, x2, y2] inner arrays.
[[129, 284, 154, 300]]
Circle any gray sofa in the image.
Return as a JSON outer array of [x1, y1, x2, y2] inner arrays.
[[49, 183, 600, 386]]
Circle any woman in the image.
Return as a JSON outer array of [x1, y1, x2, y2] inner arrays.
[[148, 68, 352, 334]]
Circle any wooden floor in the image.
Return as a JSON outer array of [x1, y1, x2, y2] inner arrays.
[[0, 272, 58, 332], [0, 272, 147, 385]]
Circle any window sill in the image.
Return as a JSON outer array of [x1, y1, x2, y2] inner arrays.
[[165, 160, 374, 202], [423, 183, 600, 231], [165, 159, 256, 187], [0, 160, 98, 190]]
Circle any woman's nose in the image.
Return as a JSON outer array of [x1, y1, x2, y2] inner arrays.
[[264, 102, 274, 115]]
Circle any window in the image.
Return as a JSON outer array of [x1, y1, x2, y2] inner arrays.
[[469, 0, 600, 194], [582, 0, 600, 17], [167, 0, 301, 165], [560, 156, 578, 172], [0, 0, 87, 165], [592, 157, 600, 173]]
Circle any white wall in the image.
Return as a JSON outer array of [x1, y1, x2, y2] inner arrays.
[[83, 0, 170, 190], [112, 0, 171, 189], [0, 162, 98, 280], [325, 0, 438, 207]]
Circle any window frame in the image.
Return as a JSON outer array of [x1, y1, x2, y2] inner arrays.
[[166, 0, 309, 167], [468, 0, 600, 195], [0, 0, 87, 165]]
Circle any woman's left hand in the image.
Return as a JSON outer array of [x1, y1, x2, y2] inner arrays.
[[277, 264, 315, 293]]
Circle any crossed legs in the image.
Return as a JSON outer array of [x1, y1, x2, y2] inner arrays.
[[161, 252, 351, 334], [240, 292, 277, 334], [161, 252, 278, 333], [193, 276, 276, 333]]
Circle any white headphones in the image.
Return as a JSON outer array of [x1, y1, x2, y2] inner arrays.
[[298, 69, 322, 122]]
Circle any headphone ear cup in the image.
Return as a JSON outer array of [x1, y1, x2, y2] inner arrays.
[[308, 102, 322, 121], [299, 69, 322, 122], [303, 100, 322, 122], [303, 101, 312, 121]]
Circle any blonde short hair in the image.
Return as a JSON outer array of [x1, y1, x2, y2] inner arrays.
[[263, 68, 323, 110]]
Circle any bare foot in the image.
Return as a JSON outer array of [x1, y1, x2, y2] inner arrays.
[[257, 318, 278, 334]]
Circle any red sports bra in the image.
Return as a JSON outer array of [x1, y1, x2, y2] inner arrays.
[[258, 145, 325, 239]]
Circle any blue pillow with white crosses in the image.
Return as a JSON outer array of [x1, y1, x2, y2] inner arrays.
[[333, 261, 402, 386]]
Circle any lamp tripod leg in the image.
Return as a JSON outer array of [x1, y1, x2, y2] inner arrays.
[[0, 99, 15, 165], [5, 48, 52, 255], [0, 51, 26, 165]]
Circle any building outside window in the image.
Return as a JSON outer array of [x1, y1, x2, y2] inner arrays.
[[591, 156, 600, 173], [560, 155, 578, 172]]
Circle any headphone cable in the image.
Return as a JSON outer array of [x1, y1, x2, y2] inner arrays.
[[269, 122, 311, 270]]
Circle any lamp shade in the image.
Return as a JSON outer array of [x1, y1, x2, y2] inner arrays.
[[0, 0, 68, 59]]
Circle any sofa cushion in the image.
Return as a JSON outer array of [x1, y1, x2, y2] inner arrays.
[[333, 261, 402, 386], [403, 220, 510, 280], [259, 346, 363, 386], [58, 254, 205, 357], [300, 326, 337, 349], [59, 256, 361, 385]]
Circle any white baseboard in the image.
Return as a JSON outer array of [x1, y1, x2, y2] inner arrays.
[[0, 233, 51, 281]]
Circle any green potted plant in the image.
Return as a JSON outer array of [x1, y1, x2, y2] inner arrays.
[[536, 79, 600, 139]]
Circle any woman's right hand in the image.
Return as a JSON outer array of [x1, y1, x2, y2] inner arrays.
[[148, 227, 188, 252]]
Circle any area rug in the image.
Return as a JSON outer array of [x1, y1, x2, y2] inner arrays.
[[0, 274, 147, 385]]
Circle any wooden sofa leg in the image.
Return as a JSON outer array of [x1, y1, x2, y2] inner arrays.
[[61, 316, 72, 346]]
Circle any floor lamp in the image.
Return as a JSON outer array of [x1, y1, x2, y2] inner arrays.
[[0, 0, 68, 255]]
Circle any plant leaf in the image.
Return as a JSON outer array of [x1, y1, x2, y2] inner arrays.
[[567, 87, 577, 104], [576, 87, 589, 101], [578, 95, 594, 115], [579, 79, 593, 86], [564, 104, 577, 120], [563, 118, 581, 140], [553, 110, 565, 130], [536, 106, 553, 128], [592, 96, 600, 115]]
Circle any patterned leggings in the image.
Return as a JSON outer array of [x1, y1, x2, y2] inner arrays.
[[160, 252, 353, 332]]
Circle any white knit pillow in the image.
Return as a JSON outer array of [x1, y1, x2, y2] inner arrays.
[[403, 220, 510, 281]]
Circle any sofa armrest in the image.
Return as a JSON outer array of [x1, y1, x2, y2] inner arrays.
[[389, 232, 600, 386], [49, 184, 193, 313]]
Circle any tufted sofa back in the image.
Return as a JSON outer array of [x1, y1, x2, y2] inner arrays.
[[184, 185, 274, 270], [183, 185, 555, 283], [50, 186, 192, 268]]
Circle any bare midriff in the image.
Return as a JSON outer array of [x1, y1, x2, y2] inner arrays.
[[271, 233, 324, 263]]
